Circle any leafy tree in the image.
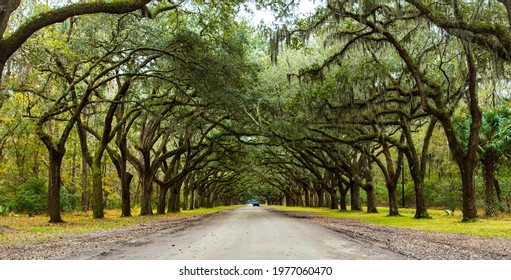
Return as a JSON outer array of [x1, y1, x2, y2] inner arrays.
[[457, 106, 511, 216], [273, 0, 491, 221], [0, 0, 153, 101]]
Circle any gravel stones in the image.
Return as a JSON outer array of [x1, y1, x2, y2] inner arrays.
[[272, 209, 511, 260]]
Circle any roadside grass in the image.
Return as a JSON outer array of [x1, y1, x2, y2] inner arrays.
[[271, 206, 511, 240], [0, 205, 240, 246]]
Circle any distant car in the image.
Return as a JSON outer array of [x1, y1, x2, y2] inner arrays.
[[252, 202, 260, 207]]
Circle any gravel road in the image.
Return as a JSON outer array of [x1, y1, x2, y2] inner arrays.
[[90, 205, 404, 260], [2, 205, 511, 260]]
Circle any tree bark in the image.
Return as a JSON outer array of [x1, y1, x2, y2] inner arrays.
[[350, 180, 362, 211], [167, 184, 181, 213], [387, 181, 400, 216], [140, 173, 154, 215], [189, 187, 196, 210], [182, 185, 190, 210], [303, 186, 310, 207], [329, 190, 338, 209], [439, 44, 481, 222], [336, 174, 349, 211], [363, 183, 378, 213], [339, 191, 347, 211], [460, 166, 478, 220], [482, 152, 497, 216], [316, 187, 324, 207], [378, 137, 403, 216], [156, 185, 169, 214], [91, 163, 104, 218], [121, 172, 133, 217], [47, 149, 65, 223], [410, 175, 430, 219], [81, 155, 89, 211]]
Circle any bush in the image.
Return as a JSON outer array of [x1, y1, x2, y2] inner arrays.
[[60, 189, 81, 212], [2, 180, 83, 215], [424, 178, 462, 211], [0, 184, 15, 214], [13, 179, 47, 216]]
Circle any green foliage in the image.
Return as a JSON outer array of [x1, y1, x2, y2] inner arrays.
[[60, 189, 80, 212], [424, 179, 462, 212], [0, 179, 80, 215], [456, 106, 511, 155], [12, 179, 47, 217], [4, 0, 511, 224], [0, 186, 14, 213]]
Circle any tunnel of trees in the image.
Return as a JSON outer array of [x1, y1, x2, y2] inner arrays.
[[1, 0, 511, 223]]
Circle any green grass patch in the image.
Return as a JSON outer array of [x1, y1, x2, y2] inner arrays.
[[271, 206, 511, 239], [0, 205, 241, 246]]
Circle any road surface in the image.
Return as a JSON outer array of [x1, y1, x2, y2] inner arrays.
[[88, 206, 405, 260]]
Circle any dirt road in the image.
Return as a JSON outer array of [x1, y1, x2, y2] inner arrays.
[[87, 206, 405, 260], [3, 206, 511, 260]]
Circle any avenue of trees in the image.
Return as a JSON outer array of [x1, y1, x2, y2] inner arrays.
[[1, 0, 511, 223]]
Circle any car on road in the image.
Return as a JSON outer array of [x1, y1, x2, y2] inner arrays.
[[252, 202, 260, 207]]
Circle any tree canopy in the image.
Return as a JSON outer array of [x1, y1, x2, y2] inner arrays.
[[1, 0, 511, 223]]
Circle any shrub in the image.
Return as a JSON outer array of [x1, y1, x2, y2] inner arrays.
[[13, 179, 47, 216], [60, 189, 81, 212]]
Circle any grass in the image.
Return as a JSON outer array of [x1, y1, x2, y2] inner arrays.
[[0, 205, 240, 246], [4, 205, 511, 246], [271, 206, 511, 240]]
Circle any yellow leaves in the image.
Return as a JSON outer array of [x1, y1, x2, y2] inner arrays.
[[0, 116, 13, 122], [11, 92, 36, 105]]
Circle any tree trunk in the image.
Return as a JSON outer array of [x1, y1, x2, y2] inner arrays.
[[284, 192, 292, 206], [310, 189, 317, 207], [339, 191, 347, 211], [182, 186, 190, 210], [91, 163, 104, 218], [324, 191, 331, 208], [495, 179, 504, 210], [411, 175, 430, 219], [336, 174, 348, 211], [364, 183, 378, 213], [387, 182, 400, 216], [48, 150, 65, 223], [81, 156, 88, 211], [195, 188, 201, 209], [121, 172, 133, 217], [317, 188, 324, 207], [295, 191, 304, 206], [460, 166, 479, 221], [303, 187, 310, 207], [157, 185, 169, 214], [443, 44, 481, 222], [199, 189, 207, 208], [207, 192, 214, 208], [329, 190, 338, 210], [482, 152, 497, 216], [140, 174, 153, 215], [189, 188, 196, 210], [350, 180, 362, 211], [119, 133, 132, 217], [167, 184, 181, 213]]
